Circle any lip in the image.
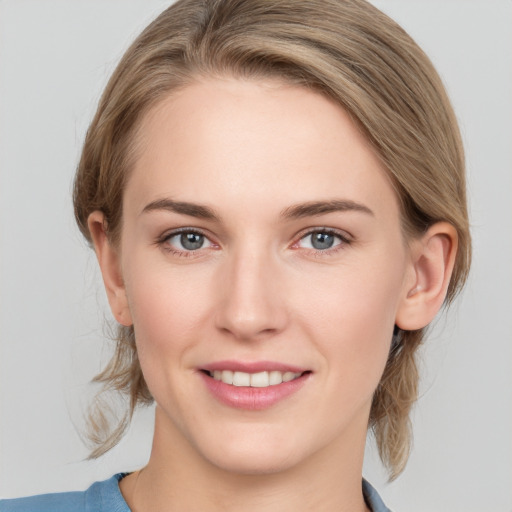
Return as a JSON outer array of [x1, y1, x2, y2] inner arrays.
[[198, 360, 312, 411], [200, 360, 307, 374]]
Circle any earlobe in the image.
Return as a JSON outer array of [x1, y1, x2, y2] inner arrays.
[[396, 222, 458, 331], [87, 211, 133, 327]]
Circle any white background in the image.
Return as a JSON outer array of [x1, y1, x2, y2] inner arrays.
[[0, 1, 511, 510]]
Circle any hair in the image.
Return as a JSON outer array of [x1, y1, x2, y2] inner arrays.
[[73, 0, 471, 480]]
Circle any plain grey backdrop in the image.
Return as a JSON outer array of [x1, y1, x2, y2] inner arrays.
[[1, 1, 511, 510]]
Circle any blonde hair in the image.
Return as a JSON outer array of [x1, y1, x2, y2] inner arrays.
[[73, 0, 471, 479]]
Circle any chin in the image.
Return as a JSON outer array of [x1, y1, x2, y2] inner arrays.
[[195, 430, 306, 476], [208, 449, 300, 476]]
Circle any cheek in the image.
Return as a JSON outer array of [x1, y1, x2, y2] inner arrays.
[[298, 250, 406, 384], [123, 261, 213, 377], [303, 255, 403, 331]]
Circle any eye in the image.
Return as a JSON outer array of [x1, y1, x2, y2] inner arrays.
[[164, 230, 214, 252], [296, 229, 348, 251]]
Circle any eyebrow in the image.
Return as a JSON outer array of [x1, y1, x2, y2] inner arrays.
[[141, 198, 219, 220], [141, 198, 374, 221], [280, 199, 374, 219]]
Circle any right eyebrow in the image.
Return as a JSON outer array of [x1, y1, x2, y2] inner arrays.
[[141, 199, 220, 221], [280, 199, 374, 219]]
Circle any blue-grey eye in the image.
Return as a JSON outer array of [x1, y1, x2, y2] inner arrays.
[[166, 231, 212, 251], [298, 230, 343, 251], [180, 232, 205, 250], [311, 232, 335, 249]]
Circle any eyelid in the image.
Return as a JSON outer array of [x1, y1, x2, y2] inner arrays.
[[156, 227, 218, 254], [295, 226, 352, 242], [155, 226, 352, 256], [157, 226, 208, 241], [291, 227, 352, 252]]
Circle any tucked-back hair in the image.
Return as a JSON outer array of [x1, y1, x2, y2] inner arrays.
[[74, 0, 471, 479]]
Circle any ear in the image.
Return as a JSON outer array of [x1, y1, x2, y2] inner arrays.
[[395, 222, 458, 331], [88, 211, 133, 326]]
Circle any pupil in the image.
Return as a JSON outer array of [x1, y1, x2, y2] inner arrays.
[[311, 232, 334, 250], [181, 232, 204, 250]]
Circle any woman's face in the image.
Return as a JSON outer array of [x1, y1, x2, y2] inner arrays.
[[114, 77, 415, 474]]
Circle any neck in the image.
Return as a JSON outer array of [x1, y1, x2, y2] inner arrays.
[[120, 407, 371, 512]]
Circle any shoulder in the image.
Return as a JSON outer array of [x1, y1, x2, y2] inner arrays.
[[0, 473, 131, 512], [0, 489, 86, 512], [363, 479, 393, 512]]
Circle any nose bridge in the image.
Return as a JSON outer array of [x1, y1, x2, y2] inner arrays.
[[215, 239, 286, 340]]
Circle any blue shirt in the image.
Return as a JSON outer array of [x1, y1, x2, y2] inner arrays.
[[0, 474, 391, 511]]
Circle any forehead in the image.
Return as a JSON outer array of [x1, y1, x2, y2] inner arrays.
[[126, 76, 398, 224]]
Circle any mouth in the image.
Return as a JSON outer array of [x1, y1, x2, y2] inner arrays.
[[201, 369, 309, 388], [198, 362, 312, 410]]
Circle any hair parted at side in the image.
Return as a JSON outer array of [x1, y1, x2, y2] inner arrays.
[[73, 0, 471, 480]]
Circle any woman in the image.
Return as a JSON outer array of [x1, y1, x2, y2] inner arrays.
[[0, 0, 471, 510]]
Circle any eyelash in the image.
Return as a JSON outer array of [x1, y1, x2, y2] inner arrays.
[[156, 227, 351, 258], [156, 227, 214, 258], [293, 228, 351, 257]]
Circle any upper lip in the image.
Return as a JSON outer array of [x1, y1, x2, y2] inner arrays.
[[200, 360, 309, 374]]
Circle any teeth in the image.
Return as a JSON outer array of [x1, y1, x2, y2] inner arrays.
[[210, 370, 303, 387], [250, 371, 269, 388], [233, 371, 250, 386], [214, 369, 233, 384], [269, 370, 283, 385], [282, 371, 297, 382]]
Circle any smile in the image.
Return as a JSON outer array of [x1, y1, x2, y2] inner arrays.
[[199, 363, 311, 410], [207, 370, 304, 388]]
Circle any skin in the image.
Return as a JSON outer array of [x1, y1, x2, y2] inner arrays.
[[89, 77, 457, 512]]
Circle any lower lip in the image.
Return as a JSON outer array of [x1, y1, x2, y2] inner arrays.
[[199, 372, 311, 410]]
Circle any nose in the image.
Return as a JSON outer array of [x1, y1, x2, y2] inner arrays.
[[214, 245, 288, 341]]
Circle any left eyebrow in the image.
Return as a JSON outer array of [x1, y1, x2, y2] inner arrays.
[[141, 198, 220, 221], [280, 199, 374, 219]]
